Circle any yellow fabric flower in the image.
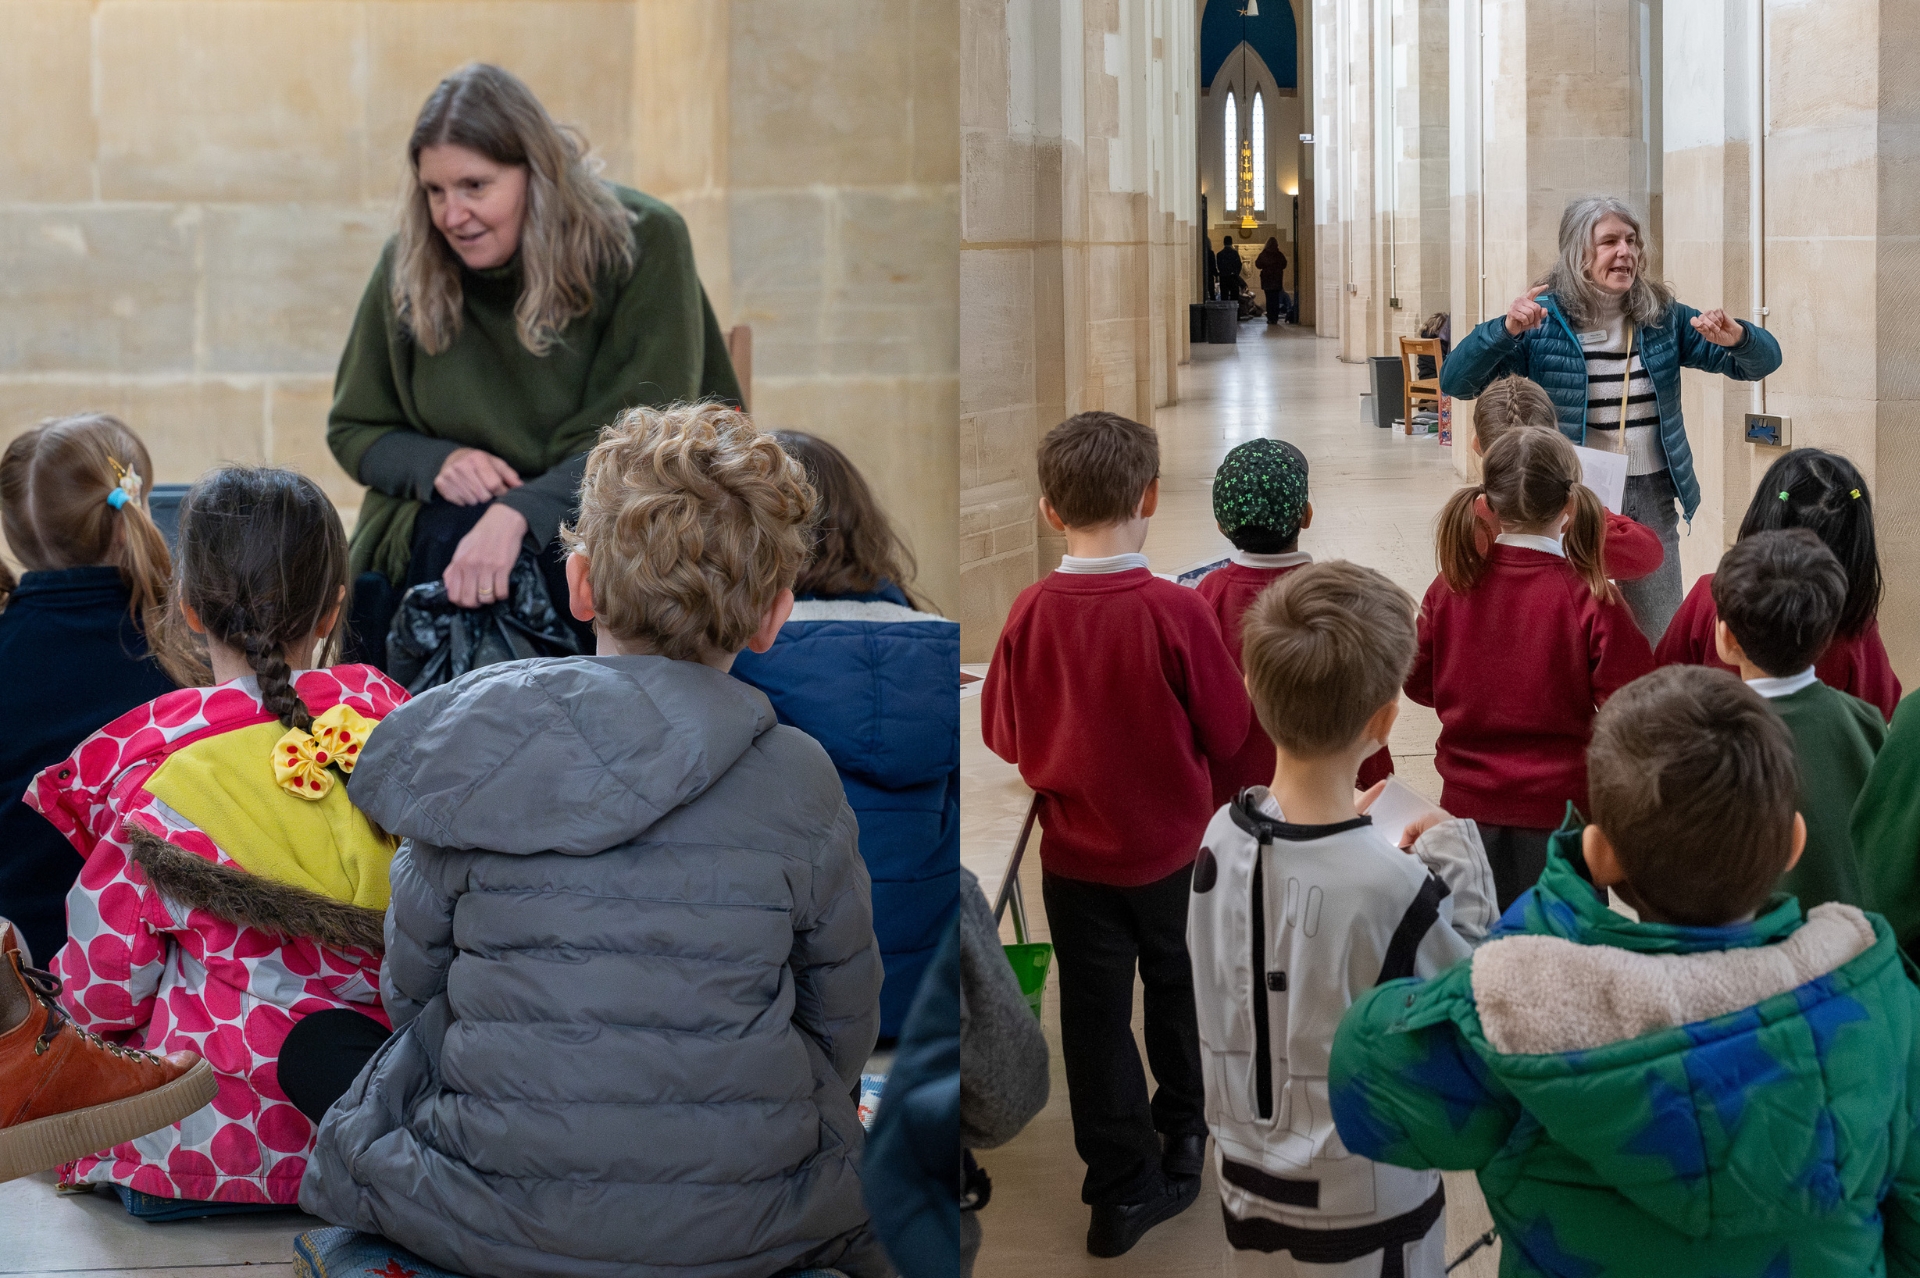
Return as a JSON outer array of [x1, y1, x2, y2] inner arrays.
[[273, 728, 336, 801], [310, 704, 374, 775]]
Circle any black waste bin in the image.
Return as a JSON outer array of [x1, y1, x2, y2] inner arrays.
[[1368, 356, 1404, 429], [147, 483, 191, 549], [1190, 303, 1208, 343], [1204, 300, 1238, 344]]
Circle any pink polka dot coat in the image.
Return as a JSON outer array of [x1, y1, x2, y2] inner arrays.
[[25, 665, 407, 1204]]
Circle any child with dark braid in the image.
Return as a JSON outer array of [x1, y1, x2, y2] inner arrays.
[[25, 467, 408, 1216]]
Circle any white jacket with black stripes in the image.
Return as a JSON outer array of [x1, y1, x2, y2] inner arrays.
[[1188, 790, 1496, 1264]]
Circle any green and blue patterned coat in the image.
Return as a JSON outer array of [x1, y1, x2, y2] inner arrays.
[[1329, 829, 1920, 1277]]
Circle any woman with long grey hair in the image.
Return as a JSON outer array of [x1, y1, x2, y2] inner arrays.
[[1441, 196, 1782, 640], [328, 63, 739, 660]]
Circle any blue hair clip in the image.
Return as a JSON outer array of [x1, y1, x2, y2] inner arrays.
[[105, 457, 142, 511], [106, 487, 131, 510]]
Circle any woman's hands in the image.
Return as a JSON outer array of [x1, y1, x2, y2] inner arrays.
[[1505, 285, 1549, 337], [1690, 308, 1745, 347], [443, 503, 529, 608], [435, 447, 523, 505]]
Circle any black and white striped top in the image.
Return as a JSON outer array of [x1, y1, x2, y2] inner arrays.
[[1581, 323, 1664, 476]]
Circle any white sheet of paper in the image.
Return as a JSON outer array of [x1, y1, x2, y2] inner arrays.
[[1363, 776, 1449, 848], [1572, 444, 1628, 515]]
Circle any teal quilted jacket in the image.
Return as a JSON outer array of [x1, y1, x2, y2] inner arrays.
[[1330, 830, 1920, 1277], [1439, 296, 1784, 521]]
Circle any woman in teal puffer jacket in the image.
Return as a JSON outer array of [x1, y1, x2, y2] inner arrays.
[[1441, 196, 1782, 641]]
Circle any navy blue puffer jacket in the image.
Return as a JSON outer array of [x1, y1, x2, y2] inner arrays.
[[733, 585, 961, 1038], [1440, 293, 1783, 519]]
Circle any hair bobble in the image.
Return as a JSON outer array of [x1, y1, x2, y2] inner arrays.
[[106, 456, 142, 511], [1851, 489, 1862, 500], [1778, 491, 1790, 501]]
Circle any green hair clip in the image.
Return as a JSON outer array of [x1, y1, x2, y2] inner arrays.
[[1778, 491, 1790, 501], [1852, 488, 1863, 499]]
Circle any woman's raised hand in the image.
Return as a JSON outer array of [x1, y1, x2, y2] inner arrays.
[[1504, 285, 1550, 337], [1690, 308, 1745, 347], [443, 503, 530, 609], [435, 447, 523, 505]]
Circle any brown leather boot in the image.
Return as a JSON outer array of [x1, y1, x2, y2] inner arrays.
[[0, 925, 215, 1183]]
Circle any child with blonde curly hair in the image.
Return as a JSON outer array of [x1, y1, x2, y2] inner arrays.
[[296, 402, 888, 1278]]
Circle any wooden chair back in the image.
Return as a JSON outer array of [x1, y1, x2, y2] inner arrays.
[[1399, 336, 1444, 427]]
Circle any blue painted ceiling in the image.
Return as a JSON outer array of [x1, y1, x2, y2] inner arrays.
[[1201, 0, 1297, 91]]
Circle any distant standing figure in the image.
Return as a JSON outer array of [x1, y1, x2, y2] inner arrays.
[[1440, 196, 1782, 641], [1254, 236, 1288, 324], [330, 63, 740, 662], [1216, 236, 1245, 302]]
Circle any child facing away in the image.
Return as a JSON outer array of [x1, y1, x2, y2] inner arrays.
[[1407, 426, 1655, 911], [982, 410, 1257, 1258], [1189, 561, 1495, 1277], [731, 430, 959, 1042], [1331, 664, 1920, 1276], [1656, 447, 1900, 718], [297, 403, 888, 1278], [1469, 375, 1664, 585], [1195, 438, 1393, 803], [26, 468, 408, 1214], [1712, 528, 1884, 910], [0, 414, 177, 969]]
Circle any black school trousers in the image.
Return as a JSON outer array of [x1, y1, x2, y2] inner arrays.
[[1042, 863, 1206, 1207], [1480, 823, 1555, 913]]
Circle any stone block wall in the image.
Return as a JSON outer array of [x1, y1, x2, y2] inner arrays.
[[3, 0, 960, 616]]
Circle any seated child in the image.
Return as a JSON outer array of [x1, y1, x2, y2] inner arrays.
[[1195, 438, 1392, 802], [731, 430, 959, 1041], [0, 414, 176, 969], [1407, 427, 1654, 910], [1332, 664, 1920, 1275], [1712, 529, 1883, 909], [27, 467, 407, 1212], [1657, 447, 1900, 718], [1469, 375, 1663, 583], [982, 410, 1254, 1257], [1189, 561, 1494, 1277], [297, 403, 888, 1278]]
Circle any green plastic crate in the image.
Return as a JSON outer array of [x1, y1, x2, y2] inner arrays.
[[1003, 941, 1053, 1021]]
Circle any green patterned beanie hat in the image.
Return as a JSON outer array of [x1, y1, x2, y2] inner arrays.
[[1213, 438, 1310, 544]]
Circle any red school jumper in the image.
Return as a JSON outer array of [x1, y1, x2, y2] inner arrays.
[[1194, 556, 1394, 804], [1655, 574, 1902, 721], [1405, 545, 1655, 829], [982, 567, 1257, 886]]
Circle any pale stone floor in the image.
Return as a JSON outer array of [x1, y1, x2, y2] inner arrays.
[[966, 322, 1505, 1278]]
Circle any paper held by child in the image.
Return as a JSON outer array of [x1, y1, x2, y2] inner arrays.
[[1572, 444, 1628, 515], [1361, 776, 1449, 848]]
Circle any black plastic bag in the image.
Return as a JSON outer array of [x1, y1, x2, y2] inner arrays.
[[386, 552, 580, 695]]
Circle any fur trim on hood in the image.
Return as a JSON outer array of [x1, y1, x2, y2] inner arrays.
[[126, 825, 386, 954]]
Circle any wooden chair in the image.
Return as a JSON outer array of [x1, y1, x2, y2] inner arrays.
[[726, 324, 753, 413], [1399, 336, 1444, 429]]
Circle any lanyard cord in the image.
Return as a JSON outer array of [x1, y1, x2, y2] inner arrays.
[[1609, 321, 1636, 456]]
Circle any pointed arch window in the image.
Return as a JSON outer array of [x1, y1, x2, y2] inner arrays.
[[1252, 92, 1267, 213], [1224, 91, 1239, 212]]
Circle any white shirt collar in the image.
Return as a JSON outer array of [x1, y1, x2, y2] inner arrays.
[[1056, 552, 1151, 575], [1746, 667, 1819, 699], [1230, 549, 1312, 570], [1493, 532, 1566, 558]]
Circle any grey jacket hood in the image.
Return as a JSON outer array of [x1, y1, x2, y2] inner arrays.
[[350, 655, 776, 856]]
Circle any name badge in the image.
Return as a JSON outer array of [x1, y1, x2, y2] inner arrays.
[[1577, 329, 1610, 347]]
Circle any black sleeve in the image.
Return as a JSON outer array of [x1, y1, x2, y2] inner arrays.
[[496, 452, 589, 550], [356, 432, 460, 502]]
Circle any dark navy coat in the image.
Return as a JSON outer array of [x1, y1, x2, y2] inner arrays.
[[0, 567, 174, 964], [1440, 293, 1783, 520], [733, 585, 961, 1038]]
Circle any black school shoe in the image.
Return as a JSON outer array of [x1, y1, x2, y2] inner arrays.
[[1161, 1132, 1207, 1181], [1086, 1172, 1200, 1258]]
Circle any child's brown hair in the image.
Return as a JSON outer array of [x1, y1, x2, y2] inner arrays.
[[1712, 529, 1847, 678], [152, 467, 350, 728], [0, 413, 172, 630], [564, 402, 815, 662], [1241, 561, 1418, 757], [1436, 427, 1612, 601], [770, 429, 926, 611], [1471, 375, 1558, 450], [1036, 411, 1160, 529], [1587, 665, 1800, 926]]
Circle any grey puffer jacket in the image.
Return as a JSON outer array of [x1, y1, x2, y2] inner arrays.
[[299, 655, 887, 1278]]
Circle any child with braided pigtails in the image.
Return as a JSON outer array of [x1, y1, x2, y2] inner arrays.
[[26, 466, 407, 1216]]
